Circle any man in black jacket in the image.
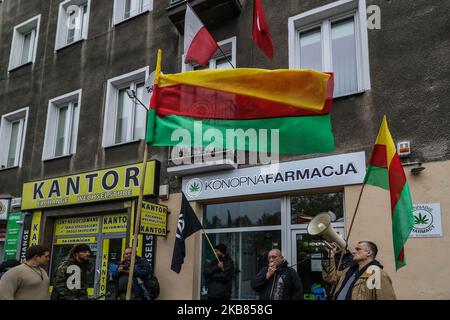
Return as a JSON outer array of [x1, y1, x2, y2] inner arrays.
[[203, 244, 234, 300], [112, 247, 152, 300], [251, 249, 303, 300]]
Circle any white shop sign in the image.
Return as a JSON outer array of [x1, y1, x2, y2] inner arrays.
[[410, 203, 442, 238], [182, 152, 366, 201]]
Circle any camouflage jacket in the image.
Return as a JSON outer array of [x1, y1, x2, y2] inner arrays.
[[51, 259, 92, 300]]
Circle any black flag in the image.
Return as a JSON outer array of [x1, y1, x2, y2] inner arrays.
[[171, 193, 203, 273]]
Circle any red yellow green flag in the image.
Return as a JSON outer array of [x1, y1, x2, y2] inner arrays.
[[146, 50, 335, 154], [364, 116, 414, 270]]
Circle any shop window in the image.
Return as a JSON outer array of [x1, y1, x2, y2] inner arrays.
[[42, 90, 81, 160], [288, 0, 371, 97], [201, 230, 281, 300], [204, 198, 281, 229], [55, 0, 91, 50], [0, 107, 29, 170], [113, 0, 153, 25], [102, 67, 149, 147], [290, 192, 344, 225], [8, 15, 41, 71], [182, 36, 236, 71]]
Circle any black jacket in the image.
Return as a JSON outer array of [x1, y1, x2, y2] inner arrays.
[[203, 256, 234, 299], [112, 256, 152, 299], [251, 260, 303, 300]]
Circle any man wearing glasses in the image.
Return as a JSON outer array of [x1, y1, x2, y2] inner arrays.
[[323, 241, 396, 300], [251, 249, 303, 300]]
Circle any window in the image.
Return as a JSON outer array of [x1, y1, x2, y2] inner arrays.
[[288, 0, 370, 97], [8, 15, 41, 71], [102, 67, 149, 147], [55, 0, 91, 50], [42, 90, 81, 160], [182, 36, 236, 71], [113, 0, 153, 25], [0, 107, 29, 169], [201, 199, 281, 299]]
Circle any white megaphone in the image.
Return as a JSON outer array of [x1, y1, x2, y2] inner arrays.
[[307, 212, 346, 249]]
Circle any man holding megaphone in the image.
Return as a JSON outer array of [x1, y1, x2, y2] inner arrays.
[[322, 241, 397, 300]]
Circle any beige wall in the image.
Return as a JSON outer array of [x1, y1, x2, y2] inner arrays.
[[345, 160, 450, 299], [156, 160, 450, 300], [154, 193, 202, 299]]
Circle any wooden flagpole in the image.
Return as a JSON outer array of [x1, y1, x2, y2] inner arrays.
[[125, 49, 162, 300]]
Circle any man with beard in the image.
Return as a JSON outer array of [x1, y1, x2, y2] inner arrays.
[[203, 244, 234, 300], [251, 249, 303, 300], [51, 244, 92, 300]]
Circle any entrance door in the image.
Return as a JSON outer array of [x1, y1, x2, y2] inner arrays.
[[291, 228, 344, 300]]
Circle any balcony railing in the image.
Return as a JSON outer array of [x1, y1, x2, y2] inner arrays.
[[167, 0, 243, 33]]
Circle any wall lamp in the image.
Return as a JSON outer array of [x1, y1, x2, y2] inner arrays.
[[402, 161, 426, 175]]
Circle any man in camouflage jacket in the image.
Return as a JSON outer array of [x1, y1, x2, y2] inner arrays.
[[51, 244, 93, 300]]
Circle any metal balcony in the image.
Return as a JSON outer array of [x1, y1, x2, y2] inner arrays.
[[167, 0, 243, 33]]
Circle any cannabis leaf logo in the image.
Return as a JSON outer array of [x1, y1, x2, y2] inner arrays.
[[189, 182, 200, 193], [414, 212, 429, 225]]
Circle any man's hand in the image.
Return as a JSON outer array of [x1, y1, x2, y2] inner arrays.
[[218, 261, 224, 271], [328, 243, 341, 258], [266, 262, 277, 279]]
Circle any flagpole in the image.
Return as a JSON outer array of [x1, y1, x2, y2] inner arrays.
[[330, 182, 366, 298], [201, 229, 221, 264], [216, 46, 235, 69], [125, 49, 162, 300]]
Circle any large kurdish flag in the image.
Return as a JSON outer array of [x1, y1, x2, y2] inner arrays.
[[146, 51, 335, 154], [364, 116, 414, 270]]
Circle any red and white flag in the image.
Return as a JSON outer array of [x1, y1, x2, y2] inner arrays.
[[253, 0, 273, 60], [184, 3, 218, 67]]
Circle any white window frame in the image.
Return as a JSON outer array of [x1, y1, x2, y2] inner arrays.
[[288, 0, 371, 97], [102, 67, 149, 148], [0, 107, 29, 170], [55, 0, 91, 51], [8, 15, 41, 71], [182, 36, 237, 72], [42, 90, 82, 161], [113, 0, 153, 26]]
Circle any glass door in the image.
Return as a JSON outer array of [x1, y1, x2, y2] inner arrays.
[[291, 228, 344, 300]]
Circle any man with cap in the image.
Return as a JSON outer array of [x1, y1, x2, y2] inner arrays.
[[203, 243, 234, 300], [51, 244, 93, 300]]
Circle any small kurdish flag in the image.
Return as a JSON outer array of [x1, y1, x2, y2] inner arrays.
[[364, 116, 415, 270]]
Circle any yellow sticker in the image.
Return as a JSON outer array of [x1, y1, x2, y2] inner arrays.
[[56, 237, 97, 245], [102, 213, 128, 233], [55, 216, 100, 236]]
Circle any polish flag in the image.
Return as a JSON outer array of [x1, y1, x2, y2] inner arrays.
[[184, 3, 218, 67], [253, 0, 273, 60]]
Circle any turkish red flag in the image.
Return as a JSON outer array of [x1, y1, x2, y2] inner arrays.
[[253, 0, 273, 60]]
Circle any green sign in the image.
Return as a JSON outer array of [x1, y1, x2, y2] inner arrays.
[[4, 212, 22, 260]]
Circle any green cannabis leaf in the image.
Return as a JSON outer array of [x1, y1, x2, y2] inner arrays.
[[414, 213, 429, 225], [189, 182, 200, 193]]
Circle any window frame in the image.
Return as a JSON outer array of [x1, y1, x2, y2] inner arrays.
[[8, 15, 41, 71], [42, 90, 82, 161], [0, 107, 29, 170], [288, 0, 370, 97], [182, 36, 237, 72], [102, 67, 149, 148], [55, 0, 91, 51], [112, 0, 153, 26]]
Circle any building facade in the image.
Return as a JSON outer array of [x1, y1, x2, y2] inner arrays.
[[0, 0, 449, 299]]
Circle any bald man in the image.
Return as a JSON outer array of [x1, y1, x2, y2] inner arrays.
[[251, 249, 303, 300]]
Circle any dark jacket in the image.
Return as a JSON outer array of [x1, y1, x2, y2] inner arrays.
[[112, 256, 152, 299], [51, 258, 92, 300], [203, 255, 234, 299], [251, 260, 303, 300]]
